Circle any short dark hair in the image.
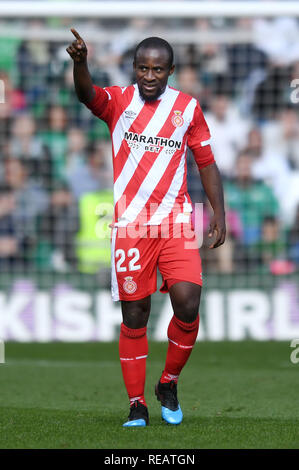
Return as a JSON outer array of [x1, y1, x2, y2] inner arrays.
[[134, 37, 174, 68]]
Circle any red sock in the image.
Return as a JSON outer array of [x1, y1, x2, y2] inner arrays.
[[160, 315, 199, 384], [119, 323, 148, 407]]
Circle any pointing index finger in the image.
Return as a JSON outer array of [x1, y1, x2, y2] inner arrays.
[[71, 28, 82, 41]]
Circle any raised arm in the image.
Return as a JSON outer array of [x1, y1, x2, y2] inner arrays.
[[199, 162, 226, 249], [66, 28, 95, 104]]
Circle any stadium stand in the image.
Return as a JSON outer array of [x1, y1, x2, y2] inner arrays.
[[0, 12, 298, 283]]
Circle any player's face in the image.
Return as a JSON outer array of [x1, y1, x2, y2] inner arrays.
[[134, 47, 175, 102]]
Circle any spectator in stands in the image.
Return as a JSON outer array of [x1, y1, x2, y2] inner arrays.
[[226, 17, 267, 90], [253, 17, 299, 67], [3, 158, 49, 266], [248, 215, 288, 272], [246, 126, 292, 205], [16, 35, 50, 118], [9, 113, 45, 160], [65, 127, 87, 176], [262, 106, 299, 171], [66, 140, 113, 199], [195, 18, 229, 78], [225, 17, 268, 117], [0, 71, 26, 142], [176, 65, 202, 101], [0, 184, 18, 270], [252, 63, 294, 121], [39, 180, 79, 272], [0, 71, 26, 120], [8, 112, 52, 189], [38, 105, 68, 182], [55, 62, 91, 127], [199, 199, 243, 274], [205, 92, 251, 178], [224, 150, 279, 247], [251, 18, 299, 120]]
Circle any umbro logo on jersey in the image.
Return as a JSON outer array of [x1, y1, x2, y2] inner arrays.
[[124, 110, 137, 119]]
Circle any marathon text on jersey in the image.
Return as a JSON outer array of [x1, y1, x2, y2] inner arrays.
[[124, 132, 182, 150]]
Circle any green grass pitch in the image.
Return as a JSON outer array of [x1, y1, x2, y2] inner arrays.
[[0, 341, 298, 449]]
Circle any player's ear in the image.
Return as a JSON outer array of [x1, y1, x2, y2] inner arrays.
[[169, 64, 175, 76]]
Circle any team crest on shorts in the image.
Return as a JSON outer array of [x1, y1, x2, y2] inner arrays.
[[171, 110, 184, 128], [123, 276, 137, 294]]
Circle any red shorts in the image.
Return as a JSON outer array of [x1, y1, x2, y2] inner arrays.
[[111, 221, 202, 301]]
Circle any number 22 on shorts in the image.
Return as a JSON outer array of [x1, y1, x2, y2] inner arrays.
[[115, 248, 141, 272]]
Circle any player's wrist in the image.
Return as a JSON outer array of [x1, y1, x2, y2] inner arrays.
[[73, 57, 88, 66], [213, 209, 225, 220], [213, 205, 225, 215]]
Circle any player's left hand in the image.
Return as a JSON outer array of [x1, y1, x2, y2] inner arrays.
[[208, 213, 226, 249], [66, 28, 88, 63]]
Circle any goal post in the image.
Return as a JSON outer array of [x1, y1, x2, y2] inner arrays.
[[0, 1, 298, 18]]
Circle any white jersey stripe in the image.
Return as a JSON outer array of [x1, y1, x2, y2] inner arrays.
[[112, 85, 144, 158], [113, 86, 180, 204], [201, 137, 212, 147], [119, 98, 197, 224]]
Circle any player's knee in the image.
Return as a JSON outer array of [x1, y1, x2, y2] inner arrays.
[[172, 286, 201, 323], [121, 297, 150, 329], [179, 298, 200, 323]]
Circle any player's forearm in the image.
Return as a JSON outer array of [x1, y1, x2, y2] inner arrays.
[[199, 162, 225, 217], [73, 60, 95, 104]]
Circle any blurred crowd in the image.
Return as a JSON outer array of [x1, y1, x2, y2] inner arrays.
[[0, 15, 299, 277]]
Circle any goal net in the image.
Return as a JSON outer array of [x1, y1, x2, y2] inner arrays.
[[0, 1, 298, 341]]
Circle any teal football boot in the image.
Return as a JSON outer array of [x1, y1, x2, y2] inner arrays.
[[155, 380, 183, 425], [123, 400, 149, 427]]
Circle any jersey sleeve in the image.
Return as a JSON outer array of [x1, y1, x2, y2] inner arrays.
[[187, 101, 215, 171], [84, 85, 118, 126]]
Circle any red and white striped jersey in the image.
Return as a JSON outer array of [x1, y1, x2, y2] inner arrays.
[[86, 83, 214, 226]]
